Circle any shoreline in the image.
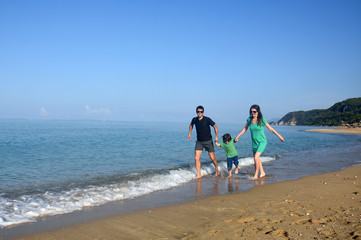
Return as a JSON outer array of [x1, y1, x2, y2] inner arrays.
[[8, 165, 361, 240], [1, 128, 360, 239]]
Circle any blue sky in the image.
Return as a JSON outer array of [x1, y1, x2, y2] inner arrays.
[[1, 0, 360, 123]]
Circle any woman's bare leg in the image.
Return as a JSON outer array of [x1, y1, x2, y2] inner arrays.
[[253, 152, 265, 179]]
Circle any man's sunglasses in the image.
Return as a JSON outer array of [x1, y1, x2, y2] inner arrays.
[[197, 111, 203, 113]]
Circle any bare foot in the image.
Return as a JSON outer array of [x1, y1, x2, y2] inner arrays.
[[235, 168, 239, 174], [249, 176, 258, 181], [260, 173, 266, 178], [194, 175, 202, 179], [215, 171, 220, 177]]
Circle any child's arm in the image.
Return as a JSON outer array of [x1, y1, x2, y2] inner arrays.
[[215, 141, 221, 147]]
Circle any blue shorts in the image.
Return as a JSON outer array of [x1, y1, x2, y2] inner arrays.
[[227, 155, 239, 170]]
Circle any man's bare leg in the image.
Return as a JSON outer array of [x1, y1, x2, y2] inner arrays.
[[208, 152, 219, 176], [194, 150, 203, 179]]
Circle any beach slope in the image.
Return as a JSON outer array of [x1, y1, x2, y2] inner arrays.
[[306, 127, 361, 135], [14, 165, 361, 240]]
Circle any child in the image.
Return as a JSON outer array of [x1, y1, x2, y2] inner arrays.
[[215, 133, 239, 177]]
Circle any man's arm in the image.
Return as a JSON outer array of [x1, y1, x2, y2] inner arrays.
[[213, 124, 218, 142], [188, 124, 193, 140]]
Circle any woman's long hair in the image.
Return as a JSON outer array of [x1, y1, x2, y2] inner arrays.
[[249, 104, 264, 126]]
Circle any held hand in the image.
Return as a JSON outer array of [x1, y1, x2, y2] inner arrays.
[[279, 136, 284, 142], [235, 137, 239, 142], [214, 136, 218, 142]]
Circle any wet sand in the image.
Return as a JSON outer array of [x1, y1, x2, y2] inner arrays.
[[11, 164, 361, 240], [306, 127, 361, 135]]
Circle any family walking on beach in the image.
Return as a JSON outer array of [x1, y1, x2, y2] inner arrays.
[[188, 105, 284, 179]]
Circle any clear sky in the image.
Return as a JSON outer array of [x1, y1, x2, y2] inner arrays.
[[1, 0, 360, 123]]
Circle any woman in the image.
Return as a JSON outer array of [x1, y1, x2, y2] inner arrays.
[[235, 105, 284, 179]]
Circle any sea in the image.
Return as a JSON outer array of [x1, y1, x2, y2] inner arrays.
[[0, 119, 360, 234]]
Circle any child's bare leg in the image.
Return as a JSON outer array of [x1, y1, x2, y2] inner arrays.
[[228, 169, 232, 177], [235, 165, 239, 174]]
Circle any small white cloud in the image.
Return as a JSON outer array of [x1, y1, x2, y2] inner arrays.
[[85, 105, 111, 115], [40, 107, 48, 116], [85, 105, 91, 112]]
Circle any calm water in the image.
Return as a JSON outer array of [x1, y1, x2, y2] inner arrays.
[[0, 119, 360, 228]]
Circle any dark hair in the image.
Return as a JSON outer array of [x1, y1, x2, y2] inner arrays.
[[196, 105, 204, 112], [250, 104, 264, 126], [222, 133, 232, 142]]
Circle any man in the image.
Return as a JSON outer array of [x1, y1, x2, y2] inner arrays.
[[188, 105, 219, 179]]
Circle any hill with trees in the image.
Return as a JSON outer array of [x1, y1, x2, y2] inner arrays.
[[276, 97, 361, 126]]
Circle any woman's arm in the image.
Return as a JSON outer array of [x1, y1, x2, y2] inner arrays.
[[265, 123, 284, 142], [235, 123, 249, 142]]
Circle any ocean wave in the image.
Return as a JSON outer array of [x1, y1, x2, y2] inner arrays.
[[0, 156, 276, 228]]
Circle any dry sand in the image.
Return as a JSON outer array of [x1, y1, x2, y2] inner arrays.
[[306, 127, 361, 135], [13, 165, 361, 240]]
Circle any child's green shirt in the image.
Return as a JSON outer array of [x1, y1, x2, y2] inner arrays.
[[220, 139, 238, 158]]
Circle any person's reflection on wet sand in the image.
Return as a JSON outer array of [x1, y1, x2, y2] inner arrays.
[[196, 179, 202, 198], [227, 177, 240, 192], [254, 178, 264, 186], [213, 176, 219, 194], [235, 178, 239, 191], [195, 176, 220, 198], [228, 177, 234, 192]]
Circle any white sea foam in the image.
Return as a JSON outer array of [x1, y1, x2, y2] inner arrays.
[[0, 156, 276, 228]]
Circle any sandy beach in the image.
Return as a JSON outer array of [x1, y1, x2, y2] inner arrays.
[[9, 164, 360, 240], [306, 127, 361, 135]]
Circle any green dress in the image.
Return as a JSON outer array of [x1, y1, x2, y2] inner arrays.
[[247, 117, 267, 153]]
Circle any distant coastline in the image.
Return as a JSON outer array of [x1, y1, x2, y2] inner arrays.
[[273, 97, 361, 126]]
